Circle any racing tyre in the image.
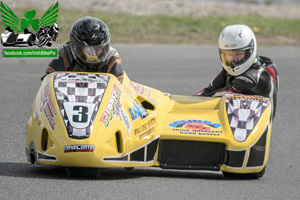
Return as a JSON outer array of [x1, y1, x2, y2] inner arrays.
[[37, 37, 48, 47], [222, 167, 266, 179], [66, 167, 101, 179], [27, 35, 33, 46], [30, 150, 36, 164], [124, 167, 134, 171], [46, 41, 52, 47]]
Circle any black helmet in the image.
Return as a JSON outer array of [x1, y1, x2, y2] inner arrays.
[[70, 16, 111, 71]]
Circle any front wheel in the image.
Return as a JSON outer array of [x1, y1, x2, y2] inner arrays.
[[66, 167, 101, 179], [124, 167, 134, 171], [37, 36, 49, 47], [222, 167, 266, 179]]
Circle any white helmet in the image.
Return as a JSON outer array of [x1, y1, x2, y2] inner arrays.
[[218, 25, 257, 76]]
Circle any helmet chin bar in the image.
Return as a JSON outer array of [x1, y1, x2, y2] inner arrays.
[[228, 66, 240, 73], [86, 63, 101, 72], [231, 57, 246, 68], [75, 58, 102, 72]]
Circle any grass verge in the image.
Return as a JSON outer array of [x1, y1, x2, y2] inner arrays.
[[2, 9, 300, 46]]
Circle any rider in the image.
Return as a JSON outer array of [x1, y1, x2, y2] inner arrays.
[[35, 23, 60, 47], [51, 23, 60, 42], [194, 24, 279, 117], [43, 16, 124, 81]]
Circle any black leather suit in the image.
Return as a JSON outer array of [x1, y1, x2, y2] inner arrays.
[[195, 56, 279, 118]]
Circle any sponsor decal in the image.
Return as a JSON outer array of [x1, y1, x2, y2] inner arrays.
[[63, 145, 95, 153], [129, 81, 158, 106], [35, 109, 43, 130], [128, 101, 149, 121], [134, 118, 156, 139], [169, 120, 222, 136], [224, 43, 237, 48], [226, 94, 269, 103], [59, 77, 105, 84], [138, 126, 155, 140], [129, 81, 146, 95], [40, 83, 57, 130], [121, 109, 131, 134], [100, 84, 122, 127]]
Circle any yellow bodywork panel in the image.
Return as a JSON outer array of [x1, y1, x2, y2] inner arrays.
[[26, 72, 273, 175]]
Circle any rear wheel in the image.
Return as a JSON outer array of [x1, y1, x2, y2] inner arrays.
[[66, 167, 101, 179], [27, 35, 33, 46], [222, 167, 266, 179]]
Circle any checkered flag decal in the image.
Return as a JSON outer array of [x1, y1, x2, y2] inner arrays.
[[54, 73, 110, 139], [225, 94, 270, 142]]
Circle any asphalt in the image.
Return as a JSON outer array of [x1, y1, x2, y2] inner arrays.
[[0, 44, 299, 200]]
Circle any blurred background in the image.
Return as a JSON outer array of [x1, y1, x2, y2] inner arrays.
[[1, 0, 300, 45]]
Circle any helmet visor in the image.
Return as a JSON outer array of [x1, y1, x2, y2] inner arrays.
[[219, 40, 255, 70], [72, 44, 108, 64]]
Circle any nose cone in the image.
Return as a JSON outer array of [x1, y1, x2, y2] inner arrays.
[[53, 72, 110, 139]]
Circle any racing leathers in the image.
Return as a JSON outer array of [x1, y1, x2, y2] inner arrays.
[[194, 56, 279, 118], [44, 42, 124, 81]]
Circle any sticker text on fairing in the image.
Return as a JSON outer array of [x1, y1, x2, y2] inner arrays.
[[63, 145, 95, 153]]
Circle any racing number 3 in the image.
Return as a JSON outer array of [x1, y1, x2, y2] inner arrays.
[[72, 106, 88, 123], [63, 102, 95, 129]]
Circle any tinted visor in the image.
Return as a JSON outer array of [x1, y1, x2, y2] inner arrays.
[[73, 44, 108, 64], [219, 40, 254, 69]]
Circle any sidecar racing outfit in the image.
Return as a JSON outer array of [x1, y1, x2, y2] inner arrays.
[[195, 56, 279, 117]]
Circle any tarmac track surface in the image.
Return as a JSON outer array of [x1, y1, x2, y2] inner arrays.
[[0, 45, 299, 200]]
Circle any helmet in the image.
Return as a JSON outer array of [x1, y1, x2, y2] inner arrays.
[[70, 16, 111, 71], [53, 23, 60, 33], [218, 25, 257, 76]]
